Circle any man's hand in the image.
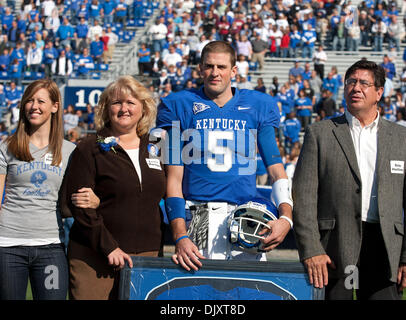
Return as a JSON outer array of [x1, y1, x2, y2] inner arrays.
[[303, 254, 336, 288], [397, 263, 406, 293], [172, 236, 205, 272]]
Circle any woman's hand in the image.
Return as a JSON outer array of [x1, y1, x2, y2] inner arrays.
[[107, 247, 133, 270], [71, 187, 100, 209]]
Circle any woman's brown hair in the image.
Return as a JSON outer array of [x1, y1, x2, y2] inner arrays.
[[6, 79, 64, 166]]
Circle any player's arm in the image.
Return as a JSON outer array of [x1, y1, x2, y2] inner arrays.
[[166, 165, 205, 271], [257, 125, 293, 251]]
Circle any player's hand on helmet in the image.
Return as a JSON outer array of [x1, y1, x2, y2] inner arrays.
[[172, 236, 205, 272], [259, 215, 291, 251], [71, 187, 100, 209]]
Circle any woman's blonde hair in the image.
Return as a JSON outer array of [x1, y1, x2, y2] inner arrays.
[[7, 79, 64, 166], [95, 75, 156, 136]]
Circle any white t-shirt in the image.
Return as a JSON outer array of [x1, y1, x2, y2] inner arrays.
[[0, 140, 76, 246], [125, 148, 141, 184]]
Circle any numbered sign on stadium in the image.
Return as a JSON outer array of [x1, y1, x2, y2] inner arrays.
[[64, 86, 105, 111]]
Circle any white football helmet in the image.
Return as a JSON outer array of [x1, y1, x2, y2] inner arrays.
[[228, 197, 278, 253]]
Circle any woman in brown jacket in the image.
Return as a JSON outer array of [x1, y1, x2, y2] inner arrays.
[[61, 76, 166, 300]]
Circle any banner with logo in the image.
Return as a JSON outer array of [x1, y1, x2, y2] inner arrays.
[[119, 257, 323, 300]]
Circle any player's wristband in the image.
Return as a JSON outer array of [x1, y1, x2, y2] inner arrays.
[[280, 216, 293, 229], [271, 178, 293, 209], [175, 235, 189, 244], [165, 197, 186, 222]]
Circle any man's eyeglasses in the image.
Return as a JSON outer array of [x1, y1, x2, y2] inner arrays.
[[345, 78, 375, 89]]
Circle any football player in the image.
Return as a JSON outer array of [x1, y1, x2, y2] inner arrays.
[[156, 41, 293, 271]]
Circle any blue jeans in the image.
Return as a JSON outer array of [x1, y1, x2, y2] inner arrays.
[[374, 35, 383, 51], [0, 244, 68, 300], [301, 46, 314, 59]]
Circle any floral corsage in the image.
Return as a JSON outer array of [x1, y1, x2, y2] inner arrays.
[[97, 136, 119, 153]]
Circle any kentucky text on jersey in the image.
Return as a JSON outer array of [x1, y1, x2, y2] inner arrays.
[[16, 161, 62, 176], [156, 87, 280, 204], [195, 118, 247, 131]]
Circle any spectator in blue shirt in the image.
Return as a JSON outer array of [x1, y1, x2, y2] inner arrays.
[[322, 72, 339, 101], [277, 84, 294, 118], [289, 24, 302, 58], [89, 0, 102, 25], [282, 111, 301, 155], [90, 34, 104, 64], [1, 7, 14, 33], [171, 67, 187, 92], [380, 54, 396, 80], [28, 6, 40, 23], [102, 0, 116, 25], [294, 88, 313, 131], [7, 21, 20, 48], [28, 14, 43, 32], [43, 41, 59, 78], [5, 81, 22, 130], [16, 14, 27, 34], [115, 0, 128, 29], [8, 58, 22, 86], [0, 49, 10, 71], [289, 60, 304, 78], [137, 43, 151, 76], [76, 3, 89, 21], [77, 47, 94, 78], [76, 17, 89, 39], [56, 17, 75, 48], [301, 24, 317, 59], [9, 41, 25, 71]]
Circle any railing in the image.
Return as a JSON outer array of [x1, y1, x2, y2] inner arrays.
[[104, 0, 164, 79]]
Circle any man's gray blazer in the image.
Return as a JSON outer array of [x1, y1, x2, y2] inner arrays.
[[292, 115, 406, 282]]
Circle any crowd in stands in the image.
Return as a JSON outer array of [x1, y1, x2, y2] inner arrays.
[[2, 0, 406, 185], [135, 0, 406, 185], [0, 0, 157, 139]]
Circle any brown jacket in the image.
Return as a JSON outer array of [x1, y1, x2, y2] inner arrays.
[[60, 126, 166, 256]]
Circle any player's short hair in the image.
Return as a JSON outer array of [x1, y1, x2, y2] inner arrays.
[[344, 60, 386, 88], [95, 75, 156, 136], [200, 40, 236, 67]]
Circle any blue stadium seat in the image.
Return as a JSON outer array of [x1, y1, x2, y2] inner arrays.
[[97, 63, 109, 71], [23, 71, 33, 80], [135, 19, 145, 27], [34, 72, 45, 79], [91, 72, 101, 79], [143, 8, 153, 17], [249, 62, 258, 71], [0, 72, 8, 80]]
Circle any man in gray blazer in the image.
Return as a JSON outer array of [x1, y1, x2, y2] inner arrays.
[[292, 59, 406, 300]]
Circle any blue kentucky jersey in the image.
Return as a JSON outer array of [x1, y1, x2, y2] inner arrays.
[[156, 87, 280, 205]]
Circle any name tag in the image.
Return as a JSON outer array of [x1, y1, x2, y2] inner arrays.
[[391, 160, 404, 174], [146, 158, 161, 170], [44, 153, 53, 165]]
